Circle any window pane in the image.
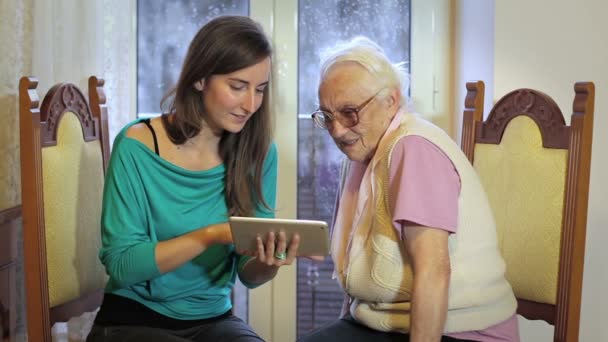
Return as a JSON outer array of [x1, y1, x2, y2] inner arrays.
[[136, 0, 250, 322], [297, 0, 411, 337], [137, 0, 249, 117]]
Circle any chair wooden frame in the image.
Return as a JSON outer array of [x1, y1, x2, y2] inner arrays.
[[461, 81, 594, 342], [19, 76, 110, 342], [0, 206, 22, 341]]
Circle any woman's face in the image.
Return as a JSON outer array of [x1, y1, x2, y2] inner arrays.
[[198, 56, 271, 135], [318, 62, 397, 163]]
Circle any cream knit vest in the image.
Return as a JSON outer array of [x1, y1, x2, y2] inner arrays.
[[340, 113, 516, 334]]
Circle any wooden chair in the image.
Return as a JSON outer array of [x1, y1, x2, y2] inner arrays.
[[0, 206, 23, 342], [460, 81, 594, 342], [19, 76, 110, 342]]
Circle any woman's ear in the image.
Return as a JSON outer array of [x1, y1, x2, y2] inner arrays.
[[194, 79, 205, 91], [385, 87, 399, 108]]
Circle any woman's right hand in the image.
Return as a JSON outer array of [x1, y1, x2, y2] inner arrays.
[[155, 222, 233, 274]]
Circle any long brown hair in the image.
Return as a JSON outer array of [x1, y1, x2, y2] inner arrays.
[[160, 16, 273, 217]]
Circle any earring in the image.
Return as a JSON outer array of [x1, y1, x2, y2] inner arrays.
[[194, 80, 204, 91]]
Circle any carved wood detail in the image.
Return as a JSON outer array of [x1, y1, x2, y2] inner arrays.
[[476, 88, 570, 149], [460, 81, 485, 163], [89, 76, 110, 171], [39, 83, 100, 147]]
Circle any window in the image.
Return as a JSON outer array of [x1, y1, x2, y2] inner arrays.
[[296, 0, 411, 337], [137, 0, 249, 117]]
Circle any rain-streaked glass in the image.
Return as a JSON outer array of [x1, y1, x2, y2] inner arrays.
[[137, 1, 249, 117]]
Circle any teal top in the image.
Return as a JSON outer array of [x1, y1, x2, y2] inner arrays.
[[99, 120, 277, 320]]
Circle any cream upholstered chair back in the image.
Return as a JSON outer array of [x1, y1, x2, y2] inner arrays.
[[19, 76, 110, 342], [460, 81, 594, 342]]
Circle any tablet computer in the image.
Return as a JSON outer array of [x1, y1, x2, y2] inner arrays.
[[229, 216, 330, 256]]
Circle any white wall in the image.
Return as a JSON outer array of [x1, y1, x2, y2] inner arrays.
[[455, 0, 608, 340], [453, 0, 495, 142], [495, 0, 608, 340]]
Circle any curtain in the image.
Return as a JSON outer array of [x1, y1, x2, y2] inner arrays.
[[1, 0, 136, 209], [0, 0, 33, 209], [32, 0, 136, 144]]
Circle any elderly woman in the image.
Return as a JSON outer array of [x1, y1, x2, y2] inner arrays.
[[299, 37, 519, 342]]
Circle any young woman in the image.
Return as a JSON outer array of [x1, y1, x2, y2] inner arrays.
[[87, 16, 298, 342]]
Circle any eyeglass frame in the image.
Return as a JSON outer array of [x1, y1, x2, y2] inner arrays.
[[310, 88, 386, 130]]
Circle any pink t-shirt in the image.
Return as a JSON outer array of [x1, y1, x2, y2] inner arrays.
[[388, 135, 519, 342]]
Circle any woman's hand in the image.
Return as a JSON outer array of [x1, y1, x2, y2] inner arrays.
[[237, 230, 326, 285], [241, 231, 326, 263], [240, 230, 300, 266], [155, 222, 232, 274]]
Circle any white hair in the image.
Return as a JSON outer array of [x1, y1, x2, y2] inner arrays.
[[318, 36, 409, 105]]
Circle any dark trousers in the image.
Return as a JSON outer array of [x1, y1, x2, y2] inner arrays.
[[297, 316, 478, 342], [86, 314, 264, 342]]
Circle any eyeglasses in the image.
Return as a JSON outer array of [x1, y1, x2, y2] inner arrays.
[[310, 89, 385, 130]]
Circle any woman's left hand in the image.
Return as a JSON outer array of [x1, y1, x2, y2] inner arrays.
[[241, 231, 300, 266]]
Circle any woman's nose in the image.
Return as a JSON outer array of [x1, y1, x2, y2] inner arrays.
[[328, 118, 350, 138], [241, 89, 258, 114]]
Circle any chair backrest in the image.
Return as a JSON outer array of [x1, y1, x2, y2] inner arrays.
[[19, 76, 110, 342], [460, 81, 594, 342]]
